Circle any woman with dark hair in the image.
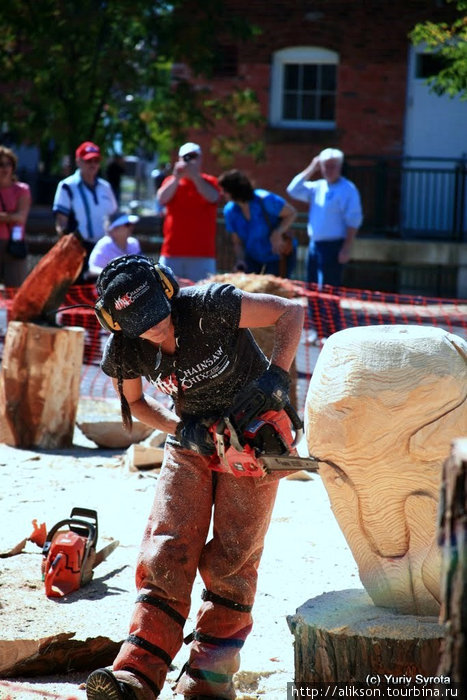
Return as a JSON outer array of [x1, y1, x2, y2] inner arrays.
[[0, 145, 32, 287], [218, 169, 297, 278], [85, 254, 304, 700]]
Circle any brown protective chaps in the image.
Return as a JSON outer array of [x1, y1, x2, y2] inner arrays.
[[112, 442, 280, 699]]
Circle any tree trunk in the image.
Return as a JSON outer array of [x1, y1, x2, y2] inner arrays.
[[437, 438, 466, 686], [0, 321, 84, 448], [287, 589, 444, 683]]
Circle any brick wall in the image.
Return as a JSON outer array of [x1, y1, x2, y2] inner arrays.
[[183, 0, 457, 196]]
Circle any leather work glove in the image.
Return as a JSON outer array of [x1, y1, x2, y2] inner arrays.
[[228, 364, 291, 440], [175, 416, 216, 455], [254, 364, 291, 412]]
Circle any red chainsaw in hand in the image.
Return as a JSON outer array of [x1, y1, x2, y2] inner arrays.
[[208, 403, 319, 478]]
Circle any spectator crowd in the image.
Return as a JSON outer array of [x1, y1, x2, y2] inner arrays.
[[0, 138, 363, 290]]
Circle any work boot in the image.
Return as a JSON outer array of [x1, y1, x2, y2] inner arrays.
[[86, 668, 139, 700]]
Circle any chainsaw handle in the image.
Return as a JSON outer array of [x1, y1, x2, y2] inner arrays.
[[44, 552, 65, 598], [284, 403, 304, 447], [70, 508, 98, 543], [42, 518, 97, 555]]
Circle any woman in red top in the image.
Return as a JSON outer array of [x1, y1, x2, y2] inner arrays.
[[0, 146, 32, 287]]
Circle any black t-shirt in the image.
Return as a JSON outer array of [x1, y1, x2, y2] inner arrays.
[[100, 283, 268, 417]]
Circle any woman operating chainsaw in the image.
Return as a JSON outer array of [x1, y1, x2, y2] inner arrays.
[[86, 254, 304, 700]]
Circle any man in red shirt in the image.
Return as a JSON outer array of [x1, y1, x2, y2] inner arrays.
[[156, 143, 220, 281]]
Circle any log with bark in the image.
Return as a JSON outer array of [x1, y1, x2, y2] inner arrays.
[[437, 438, 466, 686], [287, 589, 445, 683], [9, 233, 86, 323], [0, 322, 84, 448], [0, 233, 88, 449]]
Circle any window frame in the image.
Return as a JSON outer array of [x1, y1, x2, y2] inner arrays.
[[270, 46, 339, 129]]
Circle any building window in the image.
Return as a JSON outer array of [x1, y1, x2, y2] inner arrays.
[[415, 51, 447, 80], [270, 47, 338, 128]]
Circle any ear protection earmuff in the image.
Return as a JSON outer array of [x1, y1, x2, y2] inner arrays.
[[94, 255, 179, 334]]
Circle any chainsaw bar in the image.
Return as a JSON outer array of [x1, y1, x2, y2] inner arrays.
[[260, 455, 320, 473], [94, 539, 120, 568]]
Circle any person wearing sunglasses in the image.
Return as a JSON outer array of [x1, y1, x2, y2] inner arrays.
[[156, 142, 220, 282], [86, 210, 142, 279], [0, 145, 32, 287], [52, 141, 118, 281]]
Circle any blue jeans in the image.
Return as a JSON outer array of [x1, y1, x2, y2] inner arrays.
[[307, 239, 344, 289], [159, 255, 216, 282], [307, 239, 344, 335]]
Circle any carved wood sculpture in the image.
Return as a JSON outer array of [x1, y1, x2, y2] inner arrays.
[[304, 324, 467, 616]]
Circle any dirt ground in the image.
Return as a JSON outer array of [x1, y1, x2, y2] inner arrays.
[[0, 420, 361, 700]]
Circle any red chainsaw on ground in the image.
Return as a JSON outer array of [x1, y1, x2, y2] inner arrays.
[[208, 403, 319, 478], [41, 507, 119, 598]]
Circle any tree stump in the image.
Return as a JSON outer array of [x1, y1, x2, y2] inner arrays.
[[0, 321, 84, 448], [287, 589, 445, 683], [437, 438, 466, 686]]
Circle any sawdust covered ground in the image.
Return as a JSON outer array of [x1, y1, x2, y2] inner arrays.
[[0, 430, 361, 700]]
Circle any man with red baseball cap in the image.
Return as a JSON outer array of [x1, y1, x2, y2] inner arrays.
[[53, 140, 118, 280], [75, 141, 102, 161]]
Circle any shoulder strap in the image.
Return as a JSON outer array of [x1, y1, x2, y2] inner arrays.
[[62, 182, 74, 200], [257, 195, 272, 231], [0, 190, 6, 211]]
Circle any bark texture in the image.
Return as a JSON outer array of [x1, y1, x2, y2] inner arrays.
[[9, 233, 86, 323], [288, 589, 445, 683], [0, 322, 84, 448], [437, 438, 466, 686]]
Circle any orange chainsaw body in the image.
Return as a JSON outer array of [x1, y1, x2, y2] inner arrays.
[[41, 508, 98, 598], [208, 409, 298, 478]]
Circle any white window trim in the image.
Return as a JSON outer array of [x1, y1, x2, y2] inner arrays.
[[270, 46, 339, 129]]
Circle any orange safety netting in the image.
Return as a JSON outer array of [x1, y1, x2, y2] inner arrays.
[[1, 282, 466, 414]]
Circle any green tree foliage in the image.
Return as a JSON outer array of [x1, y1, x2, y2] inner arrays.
[[0, 0, 263, 170], [410, 0, 467, 100]]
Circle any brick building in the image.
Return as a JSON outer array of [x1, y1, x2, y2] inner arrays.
[[183, 1, 461, 186], [177, 0, 467, 296]]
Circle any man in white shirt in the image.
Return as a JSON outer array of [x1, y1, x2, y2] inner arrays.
[[287, 148, 363, 288], [53, 141, 118, 280]]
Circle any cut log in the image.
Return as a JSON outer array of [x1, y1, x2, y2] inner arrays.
[[0, 321, 84, 448], [437, 438, 466, 685], [287, 589, 445, 683], [9, 233, 86, 323]]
